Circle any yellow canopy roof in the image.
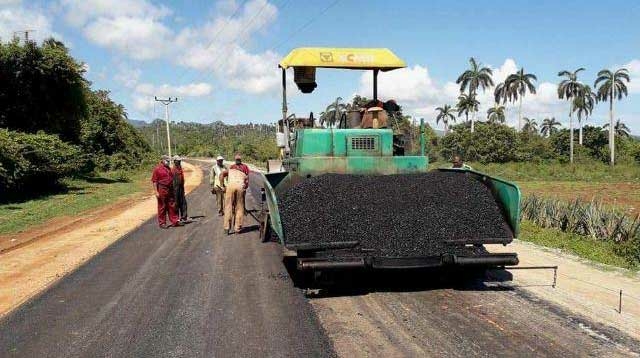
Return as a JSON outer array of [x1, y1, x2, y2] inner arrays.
[[279, 47, 406, 71]]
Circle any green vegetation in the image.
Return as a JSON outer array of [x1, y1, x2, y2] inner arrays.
[[0, 38, 151, 197], [443, 161, 640, 182], [138, 120, 279, 164], [519, 220, 636, 270], [0, 165, 152, 235]]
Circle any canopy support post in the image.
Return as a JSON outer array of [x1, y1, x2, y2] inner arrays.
[[373, 69, 379, 101], [281, 67, 290, 156]]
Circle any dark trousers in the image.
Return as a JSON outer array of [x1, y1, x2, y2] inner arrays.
[[175, 186, 188, 220]]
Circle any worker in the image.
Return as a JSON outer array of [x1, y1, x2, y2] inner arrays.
[[151, 155, 181, 228], [172, 155, 190, 223], [220, 153, 250, 235], [451, 155, 472, 170], [209, 155, 227, 216]]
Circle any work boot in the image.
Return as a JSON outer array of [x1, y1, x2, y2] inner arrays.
[[172, 222, 184, 227], [224, 228, 230, 235]]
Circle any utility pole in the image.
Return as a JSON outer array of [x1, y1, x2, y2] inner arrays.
[[13, 30, 35, 42], [154, 97, 178, 163]]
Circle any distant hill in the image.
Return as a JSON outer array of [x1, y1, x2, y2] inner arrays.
[[127, 119, 148, 128]]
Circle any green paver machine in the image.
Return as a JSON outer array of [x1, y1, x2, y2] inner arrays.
[[257, 47, 520, 272]]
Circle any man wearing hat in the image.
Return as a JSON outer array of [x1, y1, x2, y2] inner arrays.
[[151, 155, 181, 228], [172, 155, 189, 223], [220, 153, 250, 234], [209, 155, 227, 216]]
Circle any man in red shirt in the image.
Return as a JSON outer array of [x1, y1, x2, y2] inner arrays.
[[151, 155, 181, 228]]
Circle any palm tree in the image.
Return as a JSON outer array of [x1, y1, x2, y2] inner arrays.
[[540, 117, 561, 137], [557, 68, 585, 164], [486, 104, 506, 124], [319, 97, 346, 128], [603, 119, 631, 138], [595, 68, 630, 165], [522, 117, 538, 134], [572, 85, 596, 145], [435, 104, 456, 135], [456, 93, 479, 127], [456, 57, 494, 133], [498, 68, 537, 131]]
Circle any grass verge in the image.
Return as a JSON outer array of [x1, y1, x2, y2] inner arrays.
[[519, 220, 638, 271], [0, 166, 152, 235]]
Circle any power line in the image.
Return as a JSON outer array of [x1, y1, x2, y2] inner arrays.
[[270, 0, 340, 51]]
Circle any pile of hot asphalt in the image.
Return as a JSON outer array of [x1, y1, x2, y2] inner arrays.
[[279, 171, 511, 257]]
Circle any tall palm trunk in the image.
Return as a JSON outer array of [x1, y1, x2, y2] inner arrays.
[[444, 121, 449, 135], [569, 107, 574, 164], [471, 110, 475, 133], [578, 119, 583, 145], [518, 96, 523, 131], [609, 91, 615, 166]]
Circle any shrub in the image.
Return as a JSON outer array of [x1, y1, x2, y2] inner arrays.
[[0, 129, 88, 193], [440, 122, 518, 163]]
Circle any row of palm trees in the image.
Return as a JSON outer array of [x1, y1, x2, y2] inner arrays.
[[436, 58, 631, 165]]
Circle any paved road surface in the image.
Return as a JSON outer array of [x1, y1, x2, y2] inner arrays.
[[0, 166, 334, 358], [1, 164, 639, 357]]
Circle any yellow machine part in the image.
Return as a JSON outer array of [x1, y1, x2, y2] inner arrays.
[[279, 47, 406, 71]]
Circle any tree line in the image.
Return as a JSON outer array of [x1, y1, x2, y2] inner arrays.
[[437, 57, 632, 165], [0, 38, 151, 195], [137, 120, 279, 164]]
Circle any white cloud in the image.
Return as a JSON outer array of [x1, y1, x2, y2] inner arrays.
[[61, 0, 282, 95], [61, 0, 173, 60], [0, 2, 58, 43], [359, 58, 568, 130], [114, 63, 142, 88], [135, 82, 213, 97], [84, 16, 172, 60], [624, 59, 640, 94], [60, 0, 171, 27]]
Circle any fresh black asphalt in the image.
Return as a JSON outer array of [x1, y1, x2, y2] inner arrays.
[[0, 166, 335, 358]]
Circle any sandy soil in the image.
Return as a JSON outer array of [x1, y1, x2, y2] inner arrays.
[[490, 240, 640, 340], [0, 162, 203, 317]]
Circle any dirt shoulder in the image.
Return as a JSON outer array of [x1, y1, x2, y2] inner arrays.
[[490, 240, 640, 340], [0, 161, 203, 317]]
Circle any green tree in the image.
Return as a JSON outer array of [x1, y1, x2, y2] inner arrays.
[[319, 97, 346, 128], [603, 119, 631, 138], [572, 84, 596, 145], [456, 93, 479, 127], [82, 90, 151, 170], [456, 57, 494, 132], [522, 117, 538, 134], [558, 68, 585, 163], [440, 122, 518, 163], [540, 117, 561, 137], [435, 104, 456, 135], [594, 68, 630, 165], [0, 38, 88, 142], [498, 68, 537, 131], [486, 104, 506, 124]]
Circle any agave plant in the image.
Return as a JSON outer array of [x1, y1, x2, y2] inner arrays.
[[522, 195, 640, 243]]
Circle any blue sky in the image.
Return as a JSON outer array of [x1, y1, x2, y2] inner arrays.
[[1, 0, 639, 132]]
